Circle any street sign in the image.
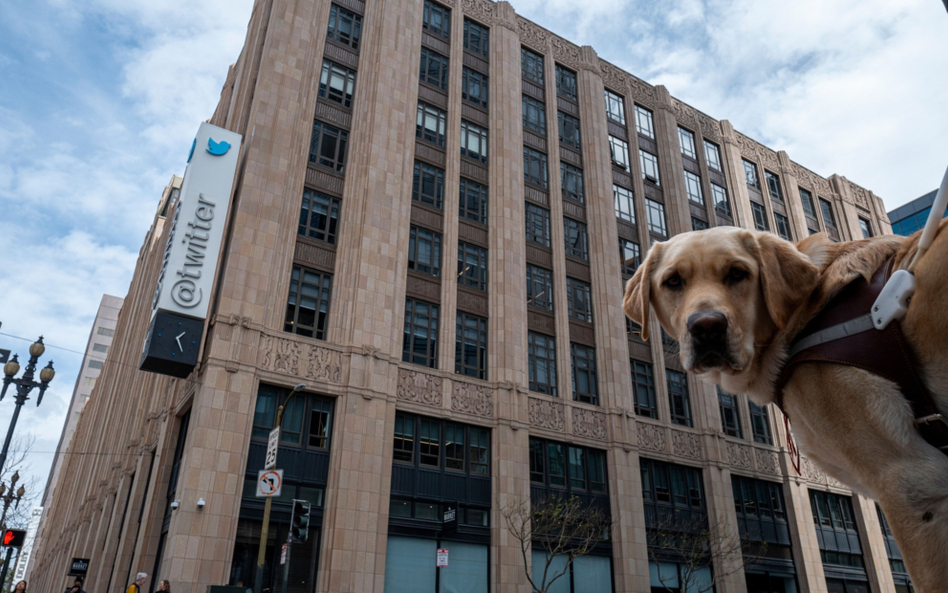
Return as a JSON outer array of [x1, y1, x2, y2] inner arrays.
[[0, 349, 10, 364], [68, 558, 90, 577], [442, 503, 458, 534], [265, 427, 280, 470], [280, 543, 287, 565], [436, 548, 449, 568], [255, 469, 283, 498]]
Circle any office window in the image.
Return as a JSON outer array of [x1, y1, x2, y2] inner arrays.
[[412, 161, 445, 210], [666, 369, 692, 427], [564, 218, 588, 261], [765, 171, 783, 203], [408, 226, 442, 277], [416, 103, 447, 146], [604, 89, 626, 125], [718, 388, 742, 438], [394, 414, 490, 477], [614, 184, 635, 223], [393, 414, 415, 462], [528, 332, 557, 396], [88, 360, 103, 370], [459, 178, 488, 225], [92, 343, 108, 354], [462, 67, 488, 108], [285, 266, 332, 339], [526, 264, 554, 311], [743, 159, 761, 190], [319, 60, 356, 108], [560, 163, 584, 203], [799, 188, 817, 218], [419, 418, 441, 467], [309, 120, 349, 171], [640, 151, 661, 186], [523, 146, 549, 188], [678, 127, 696, 159], [820, 199, 838, 230], [463, 19, 489, 58], [419, 47, 449, 90], [423, 0, 451, 39], [456, 312, 487, 379], [566, 278, 593, 322], [751, 202, 769, 232], [530, 437, 606, 494], [522, 95, 547, 135], [298, 189, 340, 245], [558, 112, 581, 150], [555, 64, 577, 100], [692, 218, 708, 231], [609, 136, 630, 171], [570, 344, 598, 405], [704, 140, 722, 172], [620, 238, 640, 277], [749, 401, 773, 445], [403, 299, 439, 368], [775, 213, 792, 241], [634, 105, 654, 138], [521, 47, 544, 85], [525, 203, 551, 247], [460, 120, 488, 163], [327, 4, 362, 50], [97, 327, 115, 337], [631, 360, 657, 418], [711, 183, 731, 218], [646, 199, 667, 236], [859, 218, 872, 239], [457, 242, 488, 291], [684, 171, 703, 204], [640, 459, 705, 512]]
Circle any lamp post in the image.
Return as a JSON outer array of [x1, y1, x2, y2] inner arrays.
[[0, 472, 26, 588], [0, 337, 55, 476]]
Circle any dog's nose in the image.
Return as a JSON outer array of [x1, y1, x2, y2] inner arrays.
[[687, 310, 728, 343]]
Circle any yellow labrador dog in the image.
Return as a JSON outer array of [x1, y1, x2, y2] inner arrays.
[[623, 224, 948, 590]]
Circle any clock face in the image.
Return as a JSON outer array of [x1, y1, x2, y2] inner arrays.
[[140, 312, 205, 378]]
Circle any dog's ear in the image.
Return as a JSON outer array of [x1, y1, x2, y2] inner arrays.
[[623, 242, 663, 341], [753, 233, 819, 330]]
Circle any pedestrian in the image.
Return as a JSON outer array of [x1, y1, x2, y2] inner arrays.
[[127, 572, 148, 593], [13, 581, 26, 593], [156, 580, 170, 593], [64, 578, 85, 593]]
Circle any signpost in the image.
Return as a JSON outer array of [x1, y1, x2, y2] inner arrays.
[[255, 469, 283, 498], [265, 427, 280, 470], [437, 548, 449, 568]]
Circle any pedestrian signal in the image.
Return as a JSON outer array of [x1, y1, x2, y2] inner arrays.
[[289, 499, 310, 543], [2, 530, 26, 547]]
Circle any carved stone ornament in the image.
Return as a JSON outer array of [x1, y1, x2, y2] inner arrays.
[[460, 0, 495, 23], [628, 78, 657, 109], [848, 181, 871, 211], [755, 449, 780, 475], [672, 99, 697, 127], [733, 132, 758, 161], [550, 36, 581, 70], [227, 314, 252, 328], [306, 346, 344, 383], [572, 407, 607, 440], [598, 60, 627, 91], [802, 456, 827, 484], [792, 163, 832, 193], [452, 381, 494, 417], [725, 441, 752, 469], [397, 369, 443, 407], [259, 335, 344, 384], [362, 345, 383, 359], [636, 421, 667, 452], [671, 430, 702, 459], [529, 397, 565, 431], [518, 18, 549, 52]]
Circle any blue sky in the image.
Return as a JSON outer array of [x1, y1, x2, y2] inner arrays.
[[1, 0, 946, 507]]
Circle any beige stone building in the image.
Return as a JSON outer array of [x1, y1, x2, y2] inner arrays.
[[28, 1, 908, 592]]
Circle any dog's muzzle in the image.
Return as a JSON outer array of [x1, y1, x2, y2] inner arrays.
[[686, 310, 733, 369]]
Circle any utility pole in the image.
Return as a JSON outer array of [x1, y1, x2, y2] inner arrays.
[[253, 383, 305, 593]]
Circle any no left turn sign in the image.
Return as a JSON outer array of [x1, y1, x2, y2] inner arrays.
[[256, 469, 284, 498]]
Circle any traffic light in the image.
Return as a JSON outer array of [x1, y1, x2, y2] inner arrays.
[[289, 499, 310, 543], [1, 530, 26, 548]]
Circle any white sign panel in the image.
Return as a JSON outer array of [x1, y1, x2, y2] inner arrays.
[[152, 122, 242, 320], [14, 507, 42, 582], [265, 427, 280, 470], [436, 548, 449, 568], [256, 469, 284, 498]]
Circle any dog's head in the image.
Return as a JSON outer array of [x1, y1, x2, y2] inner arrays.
[[623, 228, 819, 380]]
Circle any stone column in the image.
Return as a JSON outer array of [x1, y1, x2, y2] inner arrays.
[[719, 120, 752, 230], [705, 466, 747, 593], [778, 151, 811, 241], [852, 494, 896, 593], [652, 86, 689, 236], [784, 480, 827, 593]]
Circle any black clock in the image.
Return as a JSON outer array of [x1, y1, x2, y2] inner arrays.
[[140, 311, 205, 378]]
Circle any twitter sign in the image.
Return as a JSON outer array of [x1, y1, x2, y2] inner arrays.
[[142, 122, 242, 378]]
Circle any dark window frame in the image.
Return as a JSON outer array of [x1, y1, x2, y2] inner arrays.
[[393, 411, 491, 477], [711, 182, 731, 218], [560, 162, 584, 204], [459, 178, 488, 225], [718, 388, 742, 438], [521, 47, 545, 85], [557, 111, 581, 150], [620, 238, 640, 278], [319, 59, 357, 108], [646, 198, 667, 236], [460, 119, 489, 163], [402, 298, 440, 368], [678, 127, 697, 159], [765, 170, 784, 203], [419, 47, 449, 91], [566, 277, 593, 323], [327, 4, 363, 50], [528, 331, 557, 396], [457, 241, 488, 291], [461, 66, 488, 108], [412, 160, 445, 210], [666, 369, 692, 427], [529, 437, 607, 494], [525, 203, 552, 247], [631, 359, 657, 418], [423, 0, 451, 39], [523, 146, 549, 188], [526, 264, 554, 311], [609, 135, 630, 171], [555, 64, 578, 100], [604, 89, 626, 125], [298, 189, 340, 245], [563, 218, 589, 261], [751, 201, 770, 232], [570, 343, 598, 405], [743, 159, 761, 190], [634, 104, 654, 139], [683, 170, 703, 204], [455, 311, 488, 380], [416, 102, 447, 147], [408, 225, 443, 277], [749, 400, 773, 445], [284, 265, 333, 339], [309, 120, 349, 172], [775, 212, 792, 241], [522, 95, 547, 135], [704, 140, 722, 172], [614, 184, 635, 223], [463, 19, 489, 58], [640, 150, 661, 186]]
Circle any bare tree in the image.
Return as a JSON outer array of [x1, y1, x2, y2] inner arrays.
[[647, 511, 764, 593], [0, 435, 42, 530], [502, 495, 614, 593]]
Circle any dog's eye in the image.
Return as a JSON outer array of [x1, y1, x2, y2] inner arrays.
[[726, 268, 749, 285], [663, 273, 683, 290]]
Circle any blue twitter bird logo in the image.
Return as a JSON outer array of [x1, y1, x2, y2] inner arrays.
[[206, 138, 231, 156]]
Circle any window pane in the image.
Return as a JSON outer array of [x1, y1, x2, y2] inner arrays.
[[526, 264, 554, 311], [614, 184, 635, 223], [634, 105, 654, 138], [704, 140, 722, 171], [609, 136, 630, 171], [521, 47, 544, 85], [555, 64, 577, 100], [743, 159, 760, 189], [463, 19, 489, 58], [640, 151, 661, 186], [522, 95, 547, 135], [423, 0, 451, 39], [525, 203, 551, 247], [604, 89, 626, 125], [646, 199, 667, 236], [678, 127, 696, 159], [528, 332, 557, 396]]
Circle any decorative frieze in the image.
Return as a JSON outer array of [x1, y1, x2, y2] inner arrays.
[[517, 18, 549, 52], [460, 0, 495, 24], [802, 456, 826, 484], [397, 369, 443, 407], [529, 397, 565, 431], [755, 448, 780, 475], [636, 421, 667, 453], [452, 381, 494, 417], [550, 36, 581, 70], [848, 180, 872, 211], [792, 163, 832, 194], [725, 441, 752, 470], [671, 429, 702, 459], [259, 335, 345, 384], [571, 407, 607, 440]]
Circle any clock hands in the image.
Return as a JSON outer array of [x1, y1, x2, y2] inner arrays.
[[175, 331, 186, 352]]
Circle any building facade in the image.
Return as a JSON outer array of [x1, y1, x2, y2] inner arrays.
[[29, 1, 904, 592], [888, 189, 945, 237]]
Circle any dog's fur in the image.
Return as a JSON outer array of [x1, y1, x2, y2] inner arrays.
[[623, 223, 948, 591]]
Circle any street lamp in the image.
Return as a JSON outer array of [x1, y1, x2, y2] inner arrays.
[[0, 471, 25, 530], [0, 336, 55, 476]]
